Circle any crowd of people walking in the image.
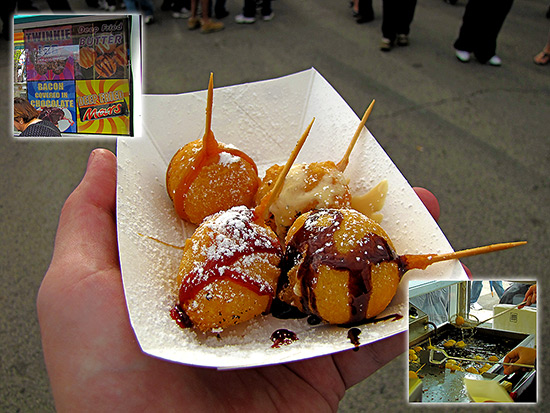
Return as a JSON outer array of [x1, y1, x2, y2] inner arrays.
[[2, 0, 549, 64]]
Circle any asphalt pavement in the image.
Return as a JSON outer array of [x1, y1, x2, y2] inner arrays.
[[1, 0, 549, 411]]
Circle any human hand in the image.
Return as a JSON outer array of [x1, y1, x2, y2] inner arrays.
[[503, 347, 536, 375], [37, 149, 441, 411], [520, 284, 537, 308]]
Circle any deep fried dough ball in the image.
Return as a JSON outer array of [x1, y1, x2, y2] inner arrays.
[[256, 161, 351, 238], [176, 206, 281, 332], [167, 139, 259, 225], [278, 208, 401, 325]]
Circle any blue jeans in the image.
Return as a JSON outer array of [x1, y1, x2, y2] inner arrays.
[[470, 281, 504, 304]]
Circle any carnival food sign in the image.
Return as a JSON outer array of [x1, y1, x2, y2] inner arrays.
[[18, 18, 132, 136], [76, 79, 131, 135]]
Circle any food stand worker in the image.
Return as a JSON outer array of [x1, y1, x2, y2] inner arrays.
[[504, 283, 537, 375], [502, 285, 537, 402], [14, 97, 62, 137]]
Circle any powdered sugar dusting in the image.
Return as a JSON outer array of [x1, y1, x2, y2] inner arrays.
[[179, 206, 282, 300], [218, 151, 241, 166], [204, 206, 277, 254]]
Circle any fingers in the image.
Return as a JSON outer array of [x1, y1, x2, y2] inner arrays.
[[504, 349, 518, 364], [503, 347, 536, 375], [503, 349, 519, 375], [413, 187, 440, 222], [503, 365, 519, 375], [50, 149, 118, 274], [524, 284, 537, 306]]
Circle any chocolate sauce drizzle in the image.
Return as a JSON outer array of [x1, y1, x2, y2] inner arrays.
[[278, 209, 404, 325], [270, 329, 299, 348], [347, 327, 361, 350]]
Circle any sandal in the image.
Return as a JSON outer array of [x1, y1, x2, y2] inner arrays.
[[534, 51, 550, 65]]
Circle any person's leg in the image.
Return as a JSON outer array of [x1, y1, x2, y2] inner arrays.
[[260, 0, 271, 17], [396, 0, 417, 36], [200, 0, 224, 32], [470, 281, 483, 304], [357, 0, 374, 23], [214, 0, 228, 19], [454, 0, 482, 53], [139, 0, 155, 17], [491, 281, 505, 299], [381, 0, 398, 43], [473, 0, 513, 63], [200, 0, 210, 20], [243, 0, 256, 18], [188, 0, 201, 29]]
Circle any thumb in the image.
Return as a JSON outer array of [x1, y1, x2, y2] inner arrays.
[[49, 148, 118, 276]]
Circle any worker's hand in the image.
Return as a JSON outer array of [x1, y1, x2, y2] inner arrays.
[[503, 346, 536, 375], [520, 284, 537, 308]]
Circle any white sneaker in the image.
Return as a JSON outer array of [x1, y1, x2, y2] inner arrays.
[[471, 302, 483, 310], [235, 14, 256, 24], [455, 49, 471, 63], [262, 12, 274, 21], [488, 55, 502, 66], [173, 8, 190, 19]]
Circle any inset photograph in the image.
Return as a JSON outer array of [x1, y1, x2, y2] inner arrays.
[[13, 13, 142, 138], [409, 280, 537, 404]]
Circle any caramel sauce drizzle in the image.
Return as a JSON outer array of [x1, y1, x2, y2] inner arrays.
[[173, 73, 259, 219], [173, 143, 259, 220]]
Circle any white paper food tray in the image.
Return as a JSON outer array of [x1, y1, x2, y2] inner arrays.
[[116, 68, 467, 369]]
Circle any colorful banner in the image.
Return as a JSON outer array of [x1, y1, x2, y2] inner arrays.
[[73, 20, 129, 80], [27, 80, 77, 133], [24, 25, 77, 81], [76, 79, 131, 135]]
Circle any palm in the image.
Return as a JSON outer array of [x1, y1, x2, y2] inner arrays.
[[38, 150, 408, 411]]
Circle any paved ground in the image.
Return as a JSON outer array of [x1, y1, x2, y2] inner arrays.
[[1, 0, 549, 411]]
